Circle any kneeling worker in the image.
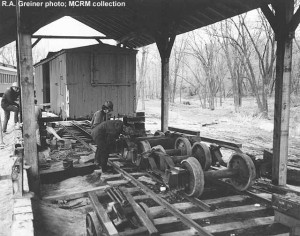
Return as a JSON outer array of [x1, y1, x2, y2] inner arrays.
[[91, 120, 123, 173]]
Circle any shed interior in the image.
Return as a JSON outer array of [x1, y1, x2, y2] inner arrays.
[[0, 0, 299, 194]]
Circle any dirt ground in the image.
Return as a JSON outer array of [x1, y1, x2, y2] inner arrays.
[[138, 96, 300, 167], [0, 107, 20, 236]]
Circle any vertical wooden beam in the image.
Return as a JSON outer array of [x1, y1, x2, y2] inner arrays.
[[272, 0, 294, 186], [156, 35, 175, 132], [16, 2, 39, 193], [161, 56, 170, 132]]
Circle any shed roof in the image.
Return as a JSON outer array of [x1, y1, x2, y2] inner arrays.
[[34, 43, 137, 66], [0, 63, 17, 72], [0, 0, 271, 48]]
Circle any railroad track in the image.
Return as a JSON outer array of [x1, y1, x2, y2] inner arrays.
[[53, 120, 290, 236]]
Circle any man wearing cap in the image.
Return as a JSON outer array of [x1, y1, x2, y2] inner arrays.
[[1, 82, 21, 133], [91, 101, 114, 128]]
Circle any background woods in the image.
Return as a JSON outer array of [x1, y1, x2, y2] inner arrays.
[[135, 7, 300, 117]]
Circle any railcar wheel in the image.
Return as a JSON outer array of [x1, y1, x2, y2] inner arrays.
[[227, 153, 256, 191], [138, 140, 151, 153], [174, 137, 192, 156], [86, 212, 102, 236], [136, 140, 152, 168], [152, 145, 166, 153], [154, 130, 165, 136], [181, 157, 204, 197], [121, 139, 135, 161], [192, 142, 212, 171]]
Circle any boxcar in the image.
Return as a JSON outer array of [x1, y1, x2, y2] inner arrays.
[[34, 44, 137, 120], [0, 63, 17, 96]]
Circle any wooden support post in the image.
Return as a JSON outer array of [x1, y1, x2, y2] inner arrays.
[[161, 56, 170, 132], [156, 35, 175, 132], [16, 1, 39, 194], [272, 0, 294, 186], [13, 147, 24, 197]]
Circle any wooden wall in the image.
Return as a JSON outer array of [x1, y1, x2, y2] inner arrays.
[[49, 53, 67, 118], [66, 50, 136, 119], [34, 66, 43, 103]]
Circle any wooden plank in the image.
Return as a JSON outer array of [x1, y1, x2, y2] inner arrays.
[[200, 136, 242, 148], [46, 126, 62, 140], [272, 0, 294, 186], [168, 126, 200, 136], [160, 216, 275, 236], [272, 194, 300, 219], [161, 228, 197, 236], [202, 195, 249, 205], [273, 213, 300, 236], [178, 192, 213, 212], [40, 162, 95, 174], [40, 163, 97, 184], [154, 205, 267, 226], [88, 191, 119, 236], [121, 187, 158, 235], [119, 226, 148, 236], [274, 210, 300, 229], [149, 202, 194, 218], [43, 186, 139, 202], [106, 179, 128, 185], [42, 185, 109, 201]]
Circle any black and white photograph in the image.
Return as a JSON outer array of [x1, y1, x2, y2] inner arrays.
[[0, 0, 300, 235]]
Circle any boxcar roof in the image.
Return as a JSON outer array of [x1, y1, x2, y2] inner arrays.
[[0, 63, 17, 73], [34, 43, 137, 67], [0, 0, 271, 48]]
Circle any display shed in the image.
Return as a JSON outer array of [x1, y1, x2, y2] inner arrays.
[[34, 43, 137, 119]]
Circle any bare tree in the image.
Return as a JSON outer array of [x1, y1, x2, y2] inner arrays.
[[187, 32, 221, 110], [211, 21, 244, 112], [136, 47, 149, 110], [0, 43, 17, 66], [170, 36, 187, 103]]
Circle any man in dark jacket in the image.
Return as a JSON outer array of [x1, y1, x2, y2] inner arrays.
[[1, 82, 20, 133], [91, 101, 113, 128], [91, 120, 123, 173]]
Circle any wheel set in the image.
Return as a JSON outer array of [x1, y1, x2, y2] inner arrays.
[[120, 136, 256, 198]]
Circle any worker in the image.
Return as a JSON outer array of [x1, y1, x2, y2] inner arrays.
[[91, 101, 114, 128], [91, 120, 123, 173], [1, 82, 21, 133]]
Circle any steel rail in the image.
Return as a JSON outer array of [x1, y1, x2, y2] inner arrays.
[[108, 159, 214, 236], [64, 121, 213, 236], [71, 121, 93, 138], [60, 123, 92, 150]]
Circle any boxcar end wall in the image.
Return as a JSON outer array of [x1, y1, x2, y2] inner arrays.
[[34, 44, 137, 119]]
